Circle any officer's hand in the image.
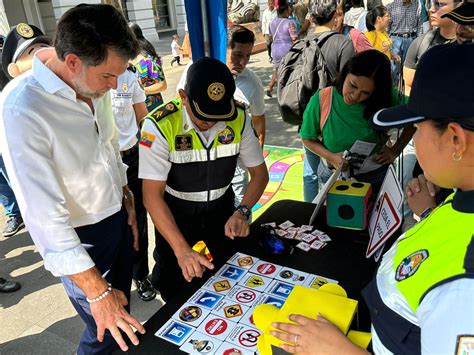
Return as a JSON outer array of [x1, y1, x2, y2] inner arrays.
[[176, 248, 214, 282], [224, 212, 250, 240], [406, 174, 439, 216]]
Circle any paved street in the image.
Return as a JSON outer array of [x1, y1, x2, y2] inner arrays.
[[0, 47, 300, 353]]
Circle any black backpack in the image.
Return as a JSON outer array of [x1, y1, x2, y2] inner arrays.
[[277, 32, 337, 126]]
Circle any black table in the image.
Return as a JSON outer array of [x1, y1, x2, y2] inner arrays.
[[124, 200, 386, 354]]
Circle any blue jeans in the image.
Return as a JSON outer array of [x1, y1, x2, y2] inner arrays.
[[0, 155, 20, 218], [303, 148, 321, 203], [390, 36, 415, 87]]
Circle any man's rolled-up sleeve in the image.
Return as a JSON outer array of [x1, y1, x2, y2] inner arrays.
[[0, 107, 95, 277]]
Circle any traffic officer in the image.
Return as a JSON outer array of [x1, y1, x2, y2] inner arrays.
[[111, 65, 155, 301], [269, 44, 474, 354], [139, 57, 269, 301]]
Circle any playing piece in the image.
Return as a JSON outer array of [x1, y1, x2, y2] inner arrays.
[[296, 241, 311, 252], [310, 240, 327, 250], [301, 234, 317, 244], [278, 220, 295, 230]]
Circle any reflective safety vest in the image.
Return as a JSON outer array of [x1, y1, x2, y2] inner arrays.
[[363, 193, 474, 353], [146, 98, 246, 203]]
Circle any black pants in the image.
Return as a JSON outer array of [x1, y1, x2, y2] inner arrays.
[[151, 190, 236, 301], [171, 56, 181, 65], [62, 210, 133, 354], [122, 145, 150, 281]]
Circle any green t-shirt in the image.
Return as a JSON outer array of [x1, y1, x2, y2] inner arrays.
[[300, 87, 406, 154]]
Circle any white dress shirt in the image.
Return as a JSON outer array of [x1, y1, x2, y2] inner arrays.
[[0, 49, 128, 277], [262, 8, 277, 35], [111, 69, 146, 151], [139, 107, 264, 182], [234, 67, 265, 117]]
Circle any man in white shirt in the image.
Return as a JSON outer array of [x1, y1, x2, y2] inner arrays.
[[262, 0, 278, 62], [111, 66, 155, 302], [140, 57, 268, 301], [0, 5, 145, 354]]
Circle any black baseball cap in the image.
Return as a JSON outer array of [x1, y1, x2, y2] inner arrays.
[[371, 44, 474, 130], [2, 23, 52, 78], [184, 57, 237, 122], [441, 0, 474, 25]]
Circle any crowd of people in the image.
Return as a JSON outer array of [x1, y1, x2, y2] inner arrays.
[[0, 0, 472, 354]]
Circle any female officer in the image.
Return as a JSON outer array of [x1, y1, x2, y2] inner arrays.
[[271, 44, 474, 354]]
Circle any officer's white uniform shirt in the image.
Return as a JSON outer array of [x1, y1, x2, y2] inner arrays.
[[139, 107, 264, 181], [0, 48, 127, 277], [372, 235, 474, 354], [111, 69, 146, 151]]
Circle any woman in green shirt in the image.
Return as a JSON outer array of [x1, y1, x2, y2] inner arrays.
[[301, 50, 412, 193]]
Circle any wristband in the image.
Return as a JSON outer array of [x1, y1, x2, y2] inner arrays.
[[86, 283, 112, 303]]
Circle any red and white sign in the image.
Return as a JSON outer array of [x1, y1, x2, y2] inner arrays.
[[205, 318, 228, 336], [367, 192, 401, 257], [223, 349, 242, 355], [238, 329, 260, 347], [257, 263, 276, 275], [236, 290, 257, 304]]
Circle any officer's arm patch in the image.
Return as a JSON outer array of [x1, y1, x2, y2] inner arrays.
[[144, 100, 181, 130]]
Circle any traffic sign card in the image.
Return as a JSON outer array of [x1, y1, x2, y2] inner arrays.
[[201, 276, 237, 296], [226, 324, 262, 352], [196, 314, 237, 341], [249, 260, 282, 277], [255, 293, 286, 309], [274, 267, 310, 285], [238, 272, 273, 292], [179, 330, 223, 354], [216, 264, 248, 282], [226, 252, 259, 270], [171, 303, 211, 327], [211, 298, 250, 322], [225, 285, 261, 307], [155, 319, 195, 346], [188, 290, 224, 310], [266, 279, 294, 299], [215, 342, 249, 355], [303, 274, 339, 290]]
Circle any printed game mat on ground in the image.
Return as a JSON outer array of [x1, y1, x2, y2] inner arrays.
[[155, 252, 338, 353], [252, 145, 304, 220]]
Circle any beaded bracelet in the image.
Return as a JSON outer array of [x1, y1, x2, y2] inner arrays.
[[86, 283, 112, 303]]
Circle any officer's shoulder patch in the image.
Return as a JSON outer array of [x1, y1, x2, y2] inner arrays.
[[235, 100, 247, 110], [395, 250, 429, 281], [148, 101, 180, 123], [127, 64, 136, 73]]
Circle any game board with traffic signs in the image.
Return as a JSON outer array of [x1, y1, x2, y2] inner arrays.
[[155, 252, 339, 354]]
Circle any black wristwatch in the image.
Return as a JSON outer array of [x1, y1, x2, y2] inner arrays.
[[236, 205, 251, 220]]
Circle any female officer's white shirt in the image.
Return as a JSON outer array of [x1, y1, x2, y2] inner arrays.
[[0, 50, 127, 277]]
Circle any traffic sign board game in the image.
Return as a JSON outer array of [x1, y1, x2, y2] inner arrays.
[[155, 252, 338, 354]]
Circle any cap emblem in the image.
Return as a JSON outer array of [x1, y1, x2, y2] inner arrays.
[[16, 23, 34, 38], [207, 82, 225, 101]]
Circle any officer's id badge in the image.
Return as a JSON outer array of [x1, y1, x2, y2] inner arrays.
[[175, 135, 192, 151], [16, 23, 34, 38], [395, 250, 429, 281], [207, 82, 225, 101], [217, 126, 235, 144], [139, 131, 156, 148], [456, 335, 474, 354], [122, 82, 128, 93]]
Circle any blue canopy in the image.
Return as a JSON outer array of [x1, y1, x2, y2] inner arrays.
[[183, 0, 227, 63]]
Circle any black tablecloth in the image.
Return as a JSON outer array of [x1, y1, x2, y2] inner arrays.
[[122, 200, 386, 354]]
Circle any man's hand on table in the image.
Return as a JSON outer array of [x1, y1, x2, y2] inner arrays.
[[224, 211, 250, 240], [176, 247, 214, 282], [90, 288, 145, 351]]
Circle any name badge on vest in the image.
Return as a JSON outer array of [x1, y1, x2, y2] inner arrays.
[[175, 134, 193, 151]]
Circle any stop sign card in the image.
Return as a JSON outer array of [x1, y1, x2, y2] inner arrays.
[[196, 315, 237, 341], [249, 260, 282, 277]]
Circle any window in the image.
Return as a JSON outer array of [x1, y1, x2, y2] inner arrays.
[[152, 0, 172, 30]]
